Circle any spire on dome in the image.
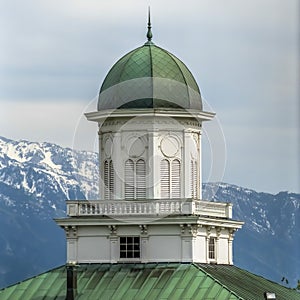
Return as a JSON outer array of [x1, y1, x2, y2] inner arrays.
[[146, 7, 153, 42]]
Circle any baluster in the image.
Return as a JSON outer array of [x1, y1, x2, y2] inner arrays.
[[170, 202, 174, 213]]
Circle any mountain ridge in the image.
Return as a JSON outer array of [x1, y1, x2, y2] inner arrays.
[[0, 136, 298, 289]]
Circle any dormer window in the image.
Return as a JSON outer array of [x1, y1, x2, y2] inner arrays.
[[120, 237, 140, 259], [208, 237, 216, 260]]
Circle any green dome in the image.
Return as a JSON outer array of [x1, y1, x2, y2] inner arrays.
[[98, 42, 202, 111]]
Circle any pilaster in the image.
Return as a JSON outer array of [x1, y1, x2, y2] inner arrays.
[[183, 129, 191, 198], [228, 229, 236, 265], [108, 225, 118, 263], [112, 132, 122, 199], [65, 226, 78, 263], [140, 225, 149, 262]]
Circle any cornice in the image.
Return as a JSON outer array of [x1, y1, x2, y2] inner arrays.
[[85, 109, 215, 123]]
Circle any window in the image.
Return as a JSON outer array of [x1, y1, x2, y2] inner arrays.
[[104, 160, 115, 200], [160, 159, 181, 199], [125, 159, 146, 199], [208, 237, 216, 260], [120, 237, 140, 259]]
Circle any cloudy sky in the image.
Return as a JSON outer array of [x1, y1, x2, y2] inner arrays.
[[0, 0, 299, 194]]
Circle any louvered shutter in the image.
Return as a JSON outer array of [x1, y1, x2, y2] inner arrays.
[[160, 159, 170, 198], [109, 160, 114, 199], [125, 159, 134, 199], [171, 159, 180, 198], [104, 160, 109, 200], [190, 160, 194, 198], [136, 159, 146, 199], [194, 161, 198, 199], [191, 160, 197, 199]]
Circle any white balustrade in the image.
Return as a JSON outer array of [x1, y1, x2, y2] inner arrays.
[[67, 199, 232, 219]]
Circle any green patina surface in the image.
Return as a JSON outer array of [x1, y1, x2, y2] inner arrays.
[[198, 264, 300, 300], [98, 43, 202, 111], [1, 263, 299, 300], [100, 44, 199, 94]]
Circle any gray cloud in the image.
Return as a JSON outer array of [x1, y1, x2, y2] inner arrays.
[[0, 0, 298, 193]]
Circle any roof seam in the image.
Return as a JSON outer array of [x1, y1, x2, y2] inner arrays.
[[117, 46, 142, 88], [100, 47, 140, 93], [148, 44, 154, 106], [164, 47, 200, 92], [0, 265, 65, 292], [163, 49, 191, 108], [193, 264, 244, 300]]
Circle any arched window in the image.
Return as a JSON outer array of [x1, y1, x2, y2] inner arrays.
[[160, 159, 181, 199], [104, 159, 115, 200], [125, 159, 146, 199]]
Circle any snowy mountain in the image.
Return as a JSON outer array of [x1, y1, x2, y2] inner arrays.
[[0, 136, 98, 288], [0, 136, 299, 289], [203, 183, 300, 287]]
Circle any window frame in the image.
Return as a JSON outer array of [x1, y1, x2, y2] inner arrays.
[[119, 236, 141, 260], [208, 237, 216, 261]]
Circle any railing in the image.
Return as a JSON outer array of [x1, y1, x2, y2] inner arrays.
[[67, 199, 232, 219]]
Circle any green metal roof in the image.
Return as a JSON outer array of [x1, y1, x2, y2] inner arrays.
[[98, 43, 203, 111], [198, 264, 300, 300], [1, 263, 298, 300], [0, 264, 239, 300]]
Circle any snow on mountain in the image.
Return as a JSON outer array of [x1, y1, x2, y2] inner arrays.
[[0, 136, 99, 288], [0, 136, 299, 289], [0, 136, 99, 203]]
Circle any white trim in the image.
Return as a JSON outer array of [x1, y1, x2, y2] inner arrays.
[[85, 109, 215, 122]]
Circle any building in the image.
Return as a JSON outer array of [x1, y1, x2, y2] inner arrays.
[[0, 15, 299, 300]]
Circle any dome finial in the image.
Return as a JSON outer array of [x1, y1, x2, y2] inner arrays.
[[146, 7, 153, 42]]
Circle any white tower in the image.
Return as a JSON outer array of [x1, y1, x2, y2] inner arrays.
[[57, 19, 243, 265]]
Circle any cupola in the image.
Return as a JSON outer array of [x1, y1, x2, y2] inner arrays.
[[58, 13, 243, 267], [98, 17, 202, 111]]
